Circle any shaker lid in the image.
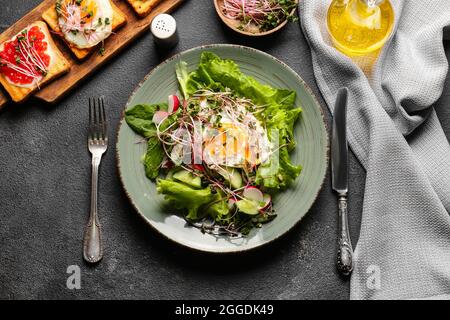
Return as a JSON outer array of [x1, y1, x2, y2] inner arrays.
[[151, 14, 177, 40]]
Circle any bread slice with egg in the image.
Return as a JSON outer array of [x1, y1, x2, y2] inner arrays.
[[0, 21, 71, 103], [126, 0, 163, 17], [42, 1, 127, 60]]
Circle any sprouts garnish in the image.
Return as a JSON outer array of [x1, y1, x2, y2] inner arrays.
[[221, 0, 298, 32]]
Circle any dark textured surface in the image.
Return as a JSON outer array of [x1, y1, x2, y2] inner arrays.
[[0, 0, 448, 300]]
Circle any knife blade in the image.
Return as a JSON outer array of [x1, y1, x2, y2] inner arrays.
[[331, 87, 353, 276], [332, 88, 348, 194]]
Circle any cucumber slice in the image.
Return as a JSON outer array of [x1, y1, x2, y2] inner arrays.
[[219, 167, 243, 189], [165, 168, 177, 180], [173, 170, 202, 189], [236, 199, 260, 215]]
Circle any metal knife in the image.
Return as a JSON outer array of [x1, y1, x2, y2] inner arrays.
[[331, 87, 354, 276]]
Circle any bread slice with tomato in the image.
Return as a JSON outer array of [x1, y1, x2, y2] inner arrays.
[[42, 0, 127, 60], [0, 21, 71, 103]]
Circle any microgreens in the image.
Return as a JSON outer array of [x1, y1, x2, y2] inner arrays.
[[221, 0, 298, 32]]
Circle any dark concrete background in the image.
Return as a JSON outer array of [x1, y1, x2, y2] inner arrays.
[[0, 0, 448, 300]]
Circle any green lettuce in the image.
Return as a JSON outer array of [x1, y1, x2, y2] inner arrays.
[[256, 147, 302, 189], [125, 103, 164, 138], [183, 52, 296, 109], [175, 61, 189, 99], [157, 179, 230, 220], [125, 103, 176, 179], [143, 137, 164, 179], [204, 191, 230, 220]]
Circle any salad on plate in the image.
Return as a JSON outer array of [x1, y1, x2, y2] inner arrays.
[[125, 52, 302, 237]]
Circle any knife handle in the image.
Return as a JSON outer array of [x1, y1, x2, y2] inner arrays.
[[337, 194, 353, 276]]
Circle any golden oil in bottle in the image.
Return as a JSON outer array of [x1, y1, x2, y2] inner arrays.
[[327, 0, 395, 56]]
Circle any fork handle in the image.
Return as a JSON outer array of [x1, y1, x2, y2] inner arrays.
[[83, 155, 103, 263], [337, 194, 353, 276]]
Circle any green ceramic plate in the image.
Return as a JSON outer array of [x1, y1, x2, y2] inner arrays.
[[117, 45, 328, 253]]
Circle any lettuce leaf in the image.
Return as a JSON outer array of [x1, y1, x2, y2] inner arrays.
[[144, 137, 164, 179], [124, 103, 168, 138], [185, 52, 297, 110], [125, 103, 171, 179], [175, 61, 189, 99], [256, 147, 302, 189], [266, 107, 303, 151], [204, 191, 230, 219], [156, 179, 230, 220]]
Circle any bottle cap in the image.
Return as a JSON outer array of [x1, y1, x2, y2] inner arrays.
[[151, 14, 179, 48]]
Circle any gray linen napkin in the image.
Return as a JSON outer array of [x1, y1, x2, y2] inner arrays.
[[299, 0, 450, 299]]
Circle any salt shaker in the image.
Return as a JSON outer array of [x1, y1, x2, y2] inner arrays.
[[150, 14, 179, 49]]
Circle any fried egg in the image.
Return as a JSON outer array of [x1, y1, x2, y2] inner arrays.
[[57, 0, 113, 49], [203, 112, 271, 168]]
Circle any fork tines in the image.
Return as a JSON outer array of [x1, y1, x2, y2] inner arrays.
[[89, 97, 108, 142]]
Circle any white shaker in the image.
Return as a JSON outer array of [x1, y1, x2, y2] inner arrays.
[[150, 14, 179, 49]]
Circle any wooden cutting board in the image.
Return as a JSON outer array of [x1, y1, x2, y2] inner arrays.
[[0, 0, 184, 110]]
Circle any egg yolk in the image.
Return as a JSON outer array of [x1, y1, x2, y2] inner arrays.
[[204, 123, 257, 166], [62, 0, 98, 25]]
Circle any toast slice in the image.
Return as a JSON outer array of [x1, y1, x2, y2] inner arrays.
[[42, 1, 127, 60], [126, 0, 163, 17], [0, 21, 70, 103]]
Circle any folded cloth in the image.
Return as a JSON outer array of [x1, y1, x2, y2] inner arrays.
[[299, 0, 450, 299]]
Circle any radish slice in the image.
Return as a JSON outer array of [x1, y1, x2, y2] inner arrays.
[[152, 110, 169, 125], [161, 158, 173, 169], [168, 95, 180, 113], [243, 186, 264, 203], [228, 198, 236, 209], [192, 164, 205, 171], [259, 193, 272, 211]]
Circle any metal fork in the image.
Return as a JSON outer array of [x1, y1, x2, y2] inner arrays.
[[83, 97, 108, 264]]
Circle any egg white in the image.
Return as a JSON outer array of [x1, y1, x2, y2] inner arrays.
[[58, 0, 113, 49], [203, 112, 271, 168]]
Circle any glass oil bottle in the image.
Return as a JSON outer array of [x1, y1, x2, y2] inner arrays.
[[327, 0, 395, 56]]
